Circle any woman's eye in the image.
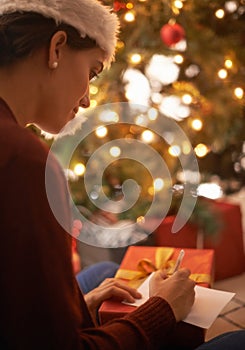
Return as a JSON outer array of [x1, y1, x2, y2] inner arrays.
[[89, 71, 99, 82]]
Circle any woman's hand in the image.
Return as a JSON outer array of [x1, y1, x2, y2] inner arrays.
[[84, 278, 142, 324], [149, 268, 195, 322]]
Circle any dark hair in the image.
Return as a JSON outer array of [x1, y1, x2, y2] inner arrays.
[[0, 12, 98, 67]]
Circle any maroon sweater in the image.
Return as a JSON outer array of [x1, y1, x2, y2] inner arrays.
[[0, 98, 177, 349]]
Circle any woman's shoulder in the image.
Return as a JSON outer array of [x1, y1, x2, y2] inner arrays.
[[0, 121, 49, 164]]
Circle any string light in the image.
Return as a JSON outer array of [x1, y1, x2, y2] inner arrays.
[[224, 59, 233, 69], [116, 41, 125, 50], [182, 141, 191, 155], [130, 53, 142, 64], [141, 130, 154, 143], [225, 1, 238, 13], [153, 178, 165, 191], [147, 108, 158, 121], [74, 163, 85, 176], [135, 114, 148, 126], [126, 2, 134, 9], [191, 118, 203, 131], [168, 145, 181, 157], [182, 94, 193, 104], [147, 186, 154, 196], [95, 126, 108, 138], [110, 146, 121, 157], [99, 110, 119, 123], [174, 54, 184, 64], [124, 11, 135, 22], [185, 64, 200, 78], [90, 100, 97, 108], [215, 9, 225, 18], [90, 85, 98, 95], [174, 0, 183, 9], [218, 68, 228, 79], [234, 87, 244, 99], [194, 143, 209, 157]]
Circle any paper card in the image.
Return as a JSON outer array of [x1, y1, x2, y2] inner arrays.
[[123, 273, 235, 329]]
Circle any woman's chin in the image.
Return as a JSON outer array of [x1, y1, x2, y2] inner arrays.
[[34, 122, 66, 137]]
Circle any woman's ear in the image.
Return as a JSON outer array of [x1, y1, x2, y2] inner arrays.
[[48, 31, 67, 69]]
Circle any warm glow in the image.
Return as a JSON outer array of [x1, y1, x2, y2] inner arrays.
[[215, 9, 225, 18], [99, 110, 119, 123], [225, 1, 238, 13], [90, 85, 98, 95], [185, 64, 200, 78], [197, 183, 223, 199], [135, 114, 147, 126], [151, 93, 162, 104], [218, 68, 227, 79], [174, 54, 184, 64], [136, 216, 145, 224], [191, 118, 203, 131], [130, 53, 142, 64], [160, 95, 190, 120], [95, 126, 108, 138], [117, 41, 125, 49], [174, 0, 183, 9], [182, 94, 193, 105], [153, 178, 165, 191], [123, 68, 151, 105], [110, 146, 121, 157], [126, 2, 134, 9], [148, 186, 155, 196], [90, 100, 97, 108], [194, 143, 208, 157], [146, 54, 180, 86], [124, 11, 135, 22], [182, 141, 191, 155], [168, 145, 181, 157], [234, 87, 244, 99], [74, 163, 85, 176], [224, 59, 233, 69], [141, 130, 154, 143], [148, 108, 158, 120]]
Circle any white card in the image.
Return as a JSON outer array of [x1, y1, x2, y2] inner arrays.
[[123, 273, 235, 329]]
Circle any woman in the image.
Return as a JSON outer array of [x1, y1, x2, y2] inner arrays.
[[0, 1, 244, 349]]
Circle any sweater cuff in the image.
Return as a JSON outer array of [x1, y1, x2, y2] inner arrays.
[[125, 297, 176, 341]]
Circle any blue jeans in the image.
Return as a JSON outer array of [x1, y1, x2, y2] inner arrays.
[[76, 261, 119, 294], [195, 331, 245, 350]]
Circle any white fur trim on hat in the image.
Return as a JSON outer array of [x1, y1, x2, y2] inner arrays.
[[0, 0, 120, 67]]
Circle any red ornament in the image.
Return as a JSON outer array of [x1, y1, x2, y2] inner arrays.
[[113, 1, 126, 12], [160, 23, 185, 47]]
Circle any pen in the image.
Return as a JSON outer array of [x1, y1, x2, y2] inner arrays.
[[172, 249, 185, 273]]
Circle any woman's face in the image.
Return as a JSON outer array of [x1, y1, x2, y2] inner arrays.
[[35, 37, 105, 134]]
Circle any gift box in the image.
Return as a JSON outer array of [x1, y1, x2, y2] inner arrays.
[[154, 201, 245, 280], [99, 246, 214, 349], [99, 246, 215, 325]]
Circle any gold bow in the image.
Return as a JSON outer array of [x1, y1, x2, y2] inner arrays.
[[115, 247, 211, 288], [115, 247, 174, 288]]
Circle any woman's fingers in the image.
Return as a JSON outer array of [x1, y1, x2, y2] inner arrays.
[[99, 278, 142, 301]]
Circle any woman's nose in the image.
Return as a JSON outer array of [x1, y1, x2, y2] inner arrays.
[[80, 94, 90, 108]]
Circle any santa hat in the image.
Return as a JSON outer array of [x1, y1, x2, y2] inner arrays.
[[0, 0, 120, 67]]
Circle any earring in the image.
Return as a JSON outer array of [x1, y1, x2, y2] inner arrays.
[[51, 61, 58, 69]]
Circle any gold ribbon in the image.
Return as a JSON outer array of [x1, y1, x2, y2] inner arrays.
[[115, 247, 174, 288], [115, 247, 211, 288]]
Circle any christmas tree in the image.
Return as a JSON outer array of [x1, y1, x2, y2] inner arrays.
[[51, 0, 245, 237], [90, 0, 245, 180]]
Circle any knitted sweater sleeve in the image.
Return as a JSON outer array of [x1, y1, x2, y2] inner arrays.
[[77, 297, 176, 350]]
